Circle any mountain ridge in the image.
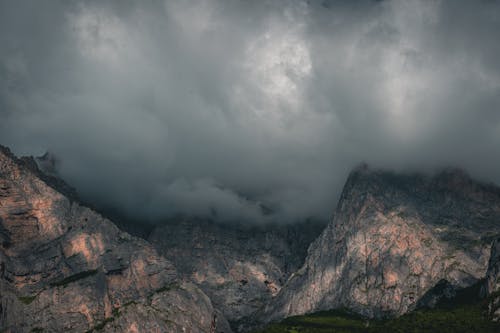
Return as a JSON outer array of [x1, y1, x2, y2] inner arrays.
[[0, 144, 232, 332], [2, 143, 500, 332], [254, 164, 500, 328]]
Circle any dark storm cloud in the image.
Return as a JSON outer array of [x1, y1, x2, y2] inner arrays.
[[1, 0, 499, 223]]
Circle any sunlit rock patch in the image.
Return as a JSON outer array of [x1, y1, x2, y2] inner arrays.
[[0, 145, 232, 333]]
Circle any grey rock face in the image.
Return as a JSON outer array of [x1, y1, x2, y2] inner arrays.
[[484, 238, 500, 320], [260, 165, 500, 324], [148, 219, 324, 325], [0, 145, 231, 333]]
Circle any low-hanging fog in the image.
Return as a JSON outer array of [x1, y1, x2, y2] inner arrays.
[[1, 0, 499, 224]]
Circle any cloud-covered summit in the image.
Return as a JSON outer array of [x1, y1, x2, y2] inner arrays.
[[1, 0, 499, 223]]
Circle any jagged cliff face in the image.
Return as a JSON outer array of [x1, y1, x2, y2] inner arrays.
[[0, 146, 231, 333], [485, 239, 500, 320], [260, 165, 500, 324], [148, 220, 324, 325]]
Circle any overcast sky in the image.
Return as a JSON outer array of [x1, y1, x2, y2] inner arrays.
[[1, 0, 499, 224]]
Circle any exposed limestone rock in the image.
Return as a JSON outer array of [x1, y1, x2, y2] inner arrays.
[[0, 145, 231, 333], [149, 219, 324, 325], [484, 238, 500, 320], [259, 165, 500, 325]]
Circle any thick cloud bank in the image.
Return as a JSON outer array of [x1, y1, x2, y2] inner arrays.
[[1, 0, 499, 223]]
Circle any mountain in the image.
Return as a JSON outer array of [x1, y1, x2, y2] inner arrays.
[[3, 142, 500, 332], [27, 151, 326, 327], [258, 164, 500, 325], [148, 219, 325, 327], [0, 145, 231, 333]]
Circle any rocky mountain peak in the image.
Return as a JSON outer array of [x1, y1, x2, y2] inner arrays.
[[0, 145, 79, 202], [0, 145, 232, 332], [257, 165, 500, 326]]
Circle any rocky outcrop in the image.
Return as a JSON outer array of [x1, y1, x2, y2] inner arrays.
[[148, 219, 324, 326], [260, 165, 500, 324], [34, 151, 58, 176], [0, 145, 231, 333], [484, 238, 500, 320]]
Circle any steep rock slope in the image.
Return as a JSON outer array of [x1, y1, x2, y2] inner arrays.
[[0, 145, 231, 333], [149, 220, 324, 324], [484, 238, 500, 320], [261, 165, 500, 323]]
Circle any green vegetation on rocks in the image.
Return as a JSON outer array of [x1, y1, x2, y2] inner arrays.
[[256, 297, 500, 333], [18, 295, 37, 305]]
